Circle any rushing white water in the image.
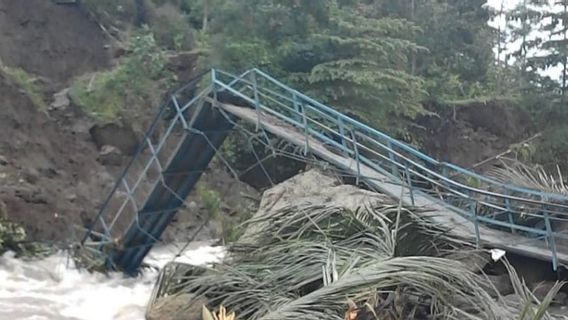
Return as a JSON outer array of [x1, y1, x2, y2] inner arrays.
[[0, 242, 224, 320]]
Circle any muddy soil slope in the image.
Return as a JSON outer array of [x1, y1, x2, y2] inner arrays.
[[0, 72, 115, 241], [0, 0, 111, 85], [420, 100, 534, 169]]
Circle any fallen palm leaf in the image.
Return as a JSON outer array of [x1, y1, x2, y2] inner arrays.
[[151, 176, 567, 320], [202, 305, 237, 320]]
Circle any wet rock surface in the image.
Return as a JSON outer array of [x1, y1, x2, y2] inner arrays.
[[146, 294, 205, 320]]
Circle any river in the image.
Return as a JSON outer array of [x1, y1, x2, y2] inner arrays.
[[0, 242, 224, 320]]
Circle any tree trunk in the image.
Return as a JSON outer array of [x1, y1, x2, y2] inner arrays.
[[134, 0, 146, 27], [410, 0, 417, 75], [202, 0, 209, 32], [496, 0, 506, 93], [563, 2, 567, 100]]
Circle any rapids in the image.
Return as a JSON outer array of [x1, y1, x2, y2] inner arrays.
[[0, 242, 223, 320]]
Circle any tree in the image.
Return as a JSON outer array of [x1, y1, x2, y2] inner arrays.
[[199, 0, 426, 140], [375, 0, 496, 102], [134, 0, 146, 27], [538, 0, 568, 99], [293, 4, 426, 137], [506, 0, 546, 87]]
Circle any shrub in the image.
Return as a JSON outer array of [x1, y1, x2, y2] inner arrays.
[[70, 28, 174, 121], [1, 65, 47, 112], [147, 3, 196, 50], [534, 125, 568, 171]]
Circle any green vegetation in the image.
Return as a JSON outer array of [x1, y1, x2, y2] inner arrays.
[[0, 218, 26, 255], [82, 0, 196, 50], [196, 183, 221, 219], [76, 0, 568, 167], [196, 181, 253, 243], [70, 28, 174, 121], [0, 218, 50, 257], [1, 65, 47, 112], [150, 197, 563, 319]]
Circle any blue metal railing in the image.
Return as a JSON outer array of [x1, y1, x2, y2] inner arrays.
[[211, 68, 568, 270], [83, 68, 568, 272]]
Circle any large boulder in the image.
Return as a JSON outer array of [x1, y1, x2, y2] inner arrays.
[[89, 123, 139, 155], [241, 169, 387, 242], [0, 199, 7, 219], [532, 281, 568, 305], [477, 274, 514, 297], [146, 293, 205, 320], [97, 145, 123, 166]]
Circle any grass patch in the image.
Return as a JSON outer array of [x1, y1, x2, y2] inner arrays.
[[69, 28, 174, 122], [196, 182, 253, 243], [1, 65, 48, 112], [70, 71, 125, 121]]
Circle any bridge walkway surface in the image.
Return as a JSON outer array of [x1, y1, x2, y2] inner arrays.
[[82, 69, 568, 274]]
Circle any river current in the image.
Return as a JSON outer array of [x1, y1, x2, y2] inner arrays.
[[0, 242, 224, 320]]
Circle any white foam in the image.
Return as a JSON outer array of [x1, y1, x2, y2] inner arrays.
[[0, 243, 224, 320]]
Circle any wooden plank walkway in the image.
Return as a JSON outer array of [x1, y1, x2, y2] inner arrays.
[[217, 102, 568, 266]]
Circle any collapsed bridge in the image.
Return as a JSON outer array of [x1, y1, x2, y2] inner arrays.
[[81, 69, 568, 274]]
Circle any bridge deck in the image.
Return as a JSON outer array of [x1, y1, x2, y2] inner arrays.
[[217, 102, 568, 266], [85, 69, 568, 273]]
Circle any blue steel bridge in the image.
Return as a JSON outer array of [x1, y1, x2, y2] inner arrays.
[[81, 69, 568, 275]]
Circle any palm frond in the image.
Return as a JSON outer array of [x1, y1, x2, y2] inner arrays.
[[488, 159, 568, 195], [500, 258, 564, 320], [148, 178, 567, 320]]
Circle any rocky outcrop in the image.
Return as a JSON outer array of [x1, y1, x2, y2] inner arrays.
[[96, 145, 123, 166], [146, 294, 205, 320], [240, 169, 390, 242], [89, 123, 139, 155]]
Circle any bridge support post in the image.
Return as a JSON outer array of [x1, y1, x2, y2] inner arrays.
[[470, 200, 481, 248], [338, 117, 347, 152], [405, 164, 415, 206], [292, 93, 302, 124], [300, 104, 310, 156], [543, 201, 558, 270], [503, 188, 515, 234], [250, 71, 262, 131], [387, 140, 398, 178], [350, 130, 361, 185], [171, 96, 188, 129], [211, 70, 218, 102]]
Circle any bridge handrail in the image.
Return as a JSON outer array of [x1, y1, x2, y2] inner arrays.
[[220, 90, 568, 216], [213, 68, 568, 269], [242, 68, 568, 203], [211, 69, 568, 211]]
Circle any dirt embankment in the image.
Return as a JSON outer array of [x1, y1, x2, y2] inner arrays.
[[0, 0, 115, 241], [0, 1, 254, 243], [419, 100, 534, 169], [0, 0, 111, 86], [0, 72, 114, 241]]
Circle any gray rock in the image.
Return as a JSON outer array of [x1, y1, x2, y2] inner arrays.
[[66, 193, 77, 203], [533, 281, 567, 304], [478, 274, 514, 297], [89, 123, 139, 155], [0, 155, 8, 166], [241, 169, 391, 242], [22, 168, 40, 185], [50, 88, 70, 110], [146, 293, 205, 320], [501, 293, 522, 307], [14, 187, 48, 204], [0, 199, 7, 219], [97, 145, 123, 166], [445, 251, 491, 273]]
